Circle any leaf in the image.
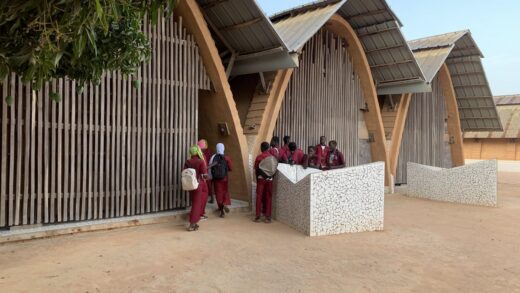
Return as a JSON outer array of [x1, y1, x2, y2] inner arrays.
[[50, 92, 61, 102], [53, 51, 64, 67], [132, 79, 141, 89], [94, 0, 108, 32], [5, 95, 13, 106]]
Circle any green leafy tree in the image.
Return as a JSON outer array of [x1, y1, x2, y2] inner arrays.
[[0, 0, 176, 100]]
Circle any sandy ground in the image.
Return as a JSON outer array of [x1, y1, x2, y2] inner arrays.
[[0, 173, 519, 292]]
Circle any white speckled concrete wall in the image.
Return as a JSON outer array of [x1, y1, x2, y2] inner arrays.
[[406, 160, 497, 207], [274, 163, 385, 236]]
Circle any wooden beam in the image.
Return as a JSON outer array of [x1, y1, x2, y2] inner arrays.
[[220, 17, 262, 32], [389, 93, 412, 175], [439, 63, 465, 167], [326, 14, 391, 185], [348, 9, 388, 21], [200, 0, 229, 10]]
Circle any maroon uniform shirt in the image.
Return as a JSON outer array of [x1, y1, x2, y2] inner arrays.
[[315, 144, 330, 167], [281, 149, 305, 165], [326, 149, 346, 167]]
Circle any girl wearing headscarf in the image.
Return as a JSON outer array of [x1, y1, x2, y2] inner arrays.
[[209, 143, 233, 218], [198, 139, 215, 204], [183, 145, 209, 231]]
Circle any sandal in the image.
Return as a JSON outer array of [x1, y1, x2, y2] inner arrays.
[[253, 216, 261, 223], [219, 210, 225, 218], [187, 224, 198, 232], [264, 217, 272, 224], [223, 206, 230, 213]]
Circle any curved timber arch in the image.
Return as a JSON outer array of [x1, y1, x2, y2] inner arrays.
[[176, 0, 251, 200], [324, 14, 391, 184], [438, 64, 465, 167]]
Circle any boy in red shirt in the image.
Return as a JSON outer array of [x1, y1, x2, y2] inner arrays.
[[282, 135, 291, 155], [325, 140, 346, 170], [303, 146, 320, 169], [315, 136, 330, 169], [269, 136, 283, 160], [254, 142, 274, 223], [281, 142, 304, 165]]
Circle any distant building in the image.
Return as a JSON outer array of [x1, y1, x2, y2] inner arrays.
[[464, 95, 520, 160]]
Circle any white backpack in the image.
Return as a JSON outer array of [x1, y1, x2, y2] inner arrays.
[[181, 168, 199, 191]]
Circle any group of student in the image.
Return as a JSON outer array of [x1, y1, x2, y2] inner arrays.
[[254, 135, 346, 223], [182, 135, 346, 231]]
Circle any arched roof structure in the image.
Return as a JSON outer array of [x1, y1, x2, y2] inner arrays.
[[408, 30, 503, 131]]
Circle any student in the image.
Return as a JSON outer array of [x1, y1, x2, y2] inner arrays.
[[315, 136, 330, 169], [183, 145, 209, 231], [282, 135, 291, 154], [209, 143, 233, 218], [303, 145, 320, 169], [281, 142, 304, 165], [254, 142, 274, 223], [269, 136, 283, 160], [198, 139, 215, 204], [326, 140, 346, 170]]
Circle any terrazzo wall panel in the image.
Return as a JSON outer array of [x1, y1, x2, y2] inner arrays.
[[274, 162, 385, 236], [406, 160, 497, 207]]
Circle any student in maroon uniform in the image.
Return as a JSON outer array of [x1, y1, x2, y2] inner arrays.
[[269, 136, 283, 160], [184, 145, 209, 231], [326, 140, 346, 170], [281, 142, 305, 165], [282, 135, 291, 155], [254, 142, 274, 223], [198, 139, 215, 204], [209, 143, 233, 218], [303, 145, 320, 169], [315, 136, 330, 169]]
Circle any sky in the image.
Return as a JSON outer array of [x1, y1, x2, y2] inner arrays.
[[257, 0, 520, 96]]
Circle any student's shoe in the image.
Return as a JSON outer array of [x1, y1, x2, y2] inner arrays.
[[223, 206, 230, 213], [219, 210, 225, 218], [264, 217, 272, 224], [200, 215, 208, 221], [253, 216, 261, 223], [187, 224, 198, 232]]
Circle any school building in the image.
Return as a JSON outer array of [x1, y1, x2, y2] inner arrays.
[[0, 0, 502, 229], [387, 30, 502, 184], [464, 95, 520, 160]]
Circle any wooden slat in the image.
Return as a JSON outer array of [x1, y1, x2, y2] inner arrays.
[[63, 79, 70, 222], [0, 79, 7, 227], [0, 16, 210, 228], [15, 77, 23, 224], [274, 29, 362, 166], [50, 81, 57, 223], [70, 81, 76, 221], [57, 79, 63, 222]]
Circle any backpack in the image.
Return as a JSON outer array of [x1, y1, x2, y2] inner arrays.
[[257, 156, 278, 179], [211, 155, 228, 180], [181, 168, 199, 191]]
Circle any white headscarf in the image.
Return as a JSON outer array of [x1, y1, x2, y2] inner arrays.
[[209, 143, 225, 174], [216, 143, 225, 155]]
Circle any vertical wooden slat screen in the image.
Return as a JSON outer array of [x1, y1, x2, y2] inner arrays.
[[396, 76, 452, 184], [0, 16, 210, 228], [274, 29, 364, 167]]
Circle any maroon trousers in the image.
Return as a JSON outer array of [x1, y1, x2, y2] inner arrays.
[[214, 178, 231, 210], [189, 180, 208, 224], [255, 179, 273, 218]]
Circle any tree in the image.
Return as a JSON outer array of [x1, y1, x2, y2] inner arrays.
[[0, 0, 176, 103]]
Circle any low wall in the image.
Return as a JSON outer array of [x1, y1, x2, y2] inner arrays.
[[274, 162, 385, 236], [406, 160, 497, 207]]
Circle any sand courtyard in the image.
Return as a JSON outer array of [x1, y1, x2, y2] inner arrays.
[[0, 170, 518, 292]]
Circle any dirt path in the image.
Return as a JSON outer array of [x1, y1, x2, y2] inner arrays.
[[0, 173, 519, 293]]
